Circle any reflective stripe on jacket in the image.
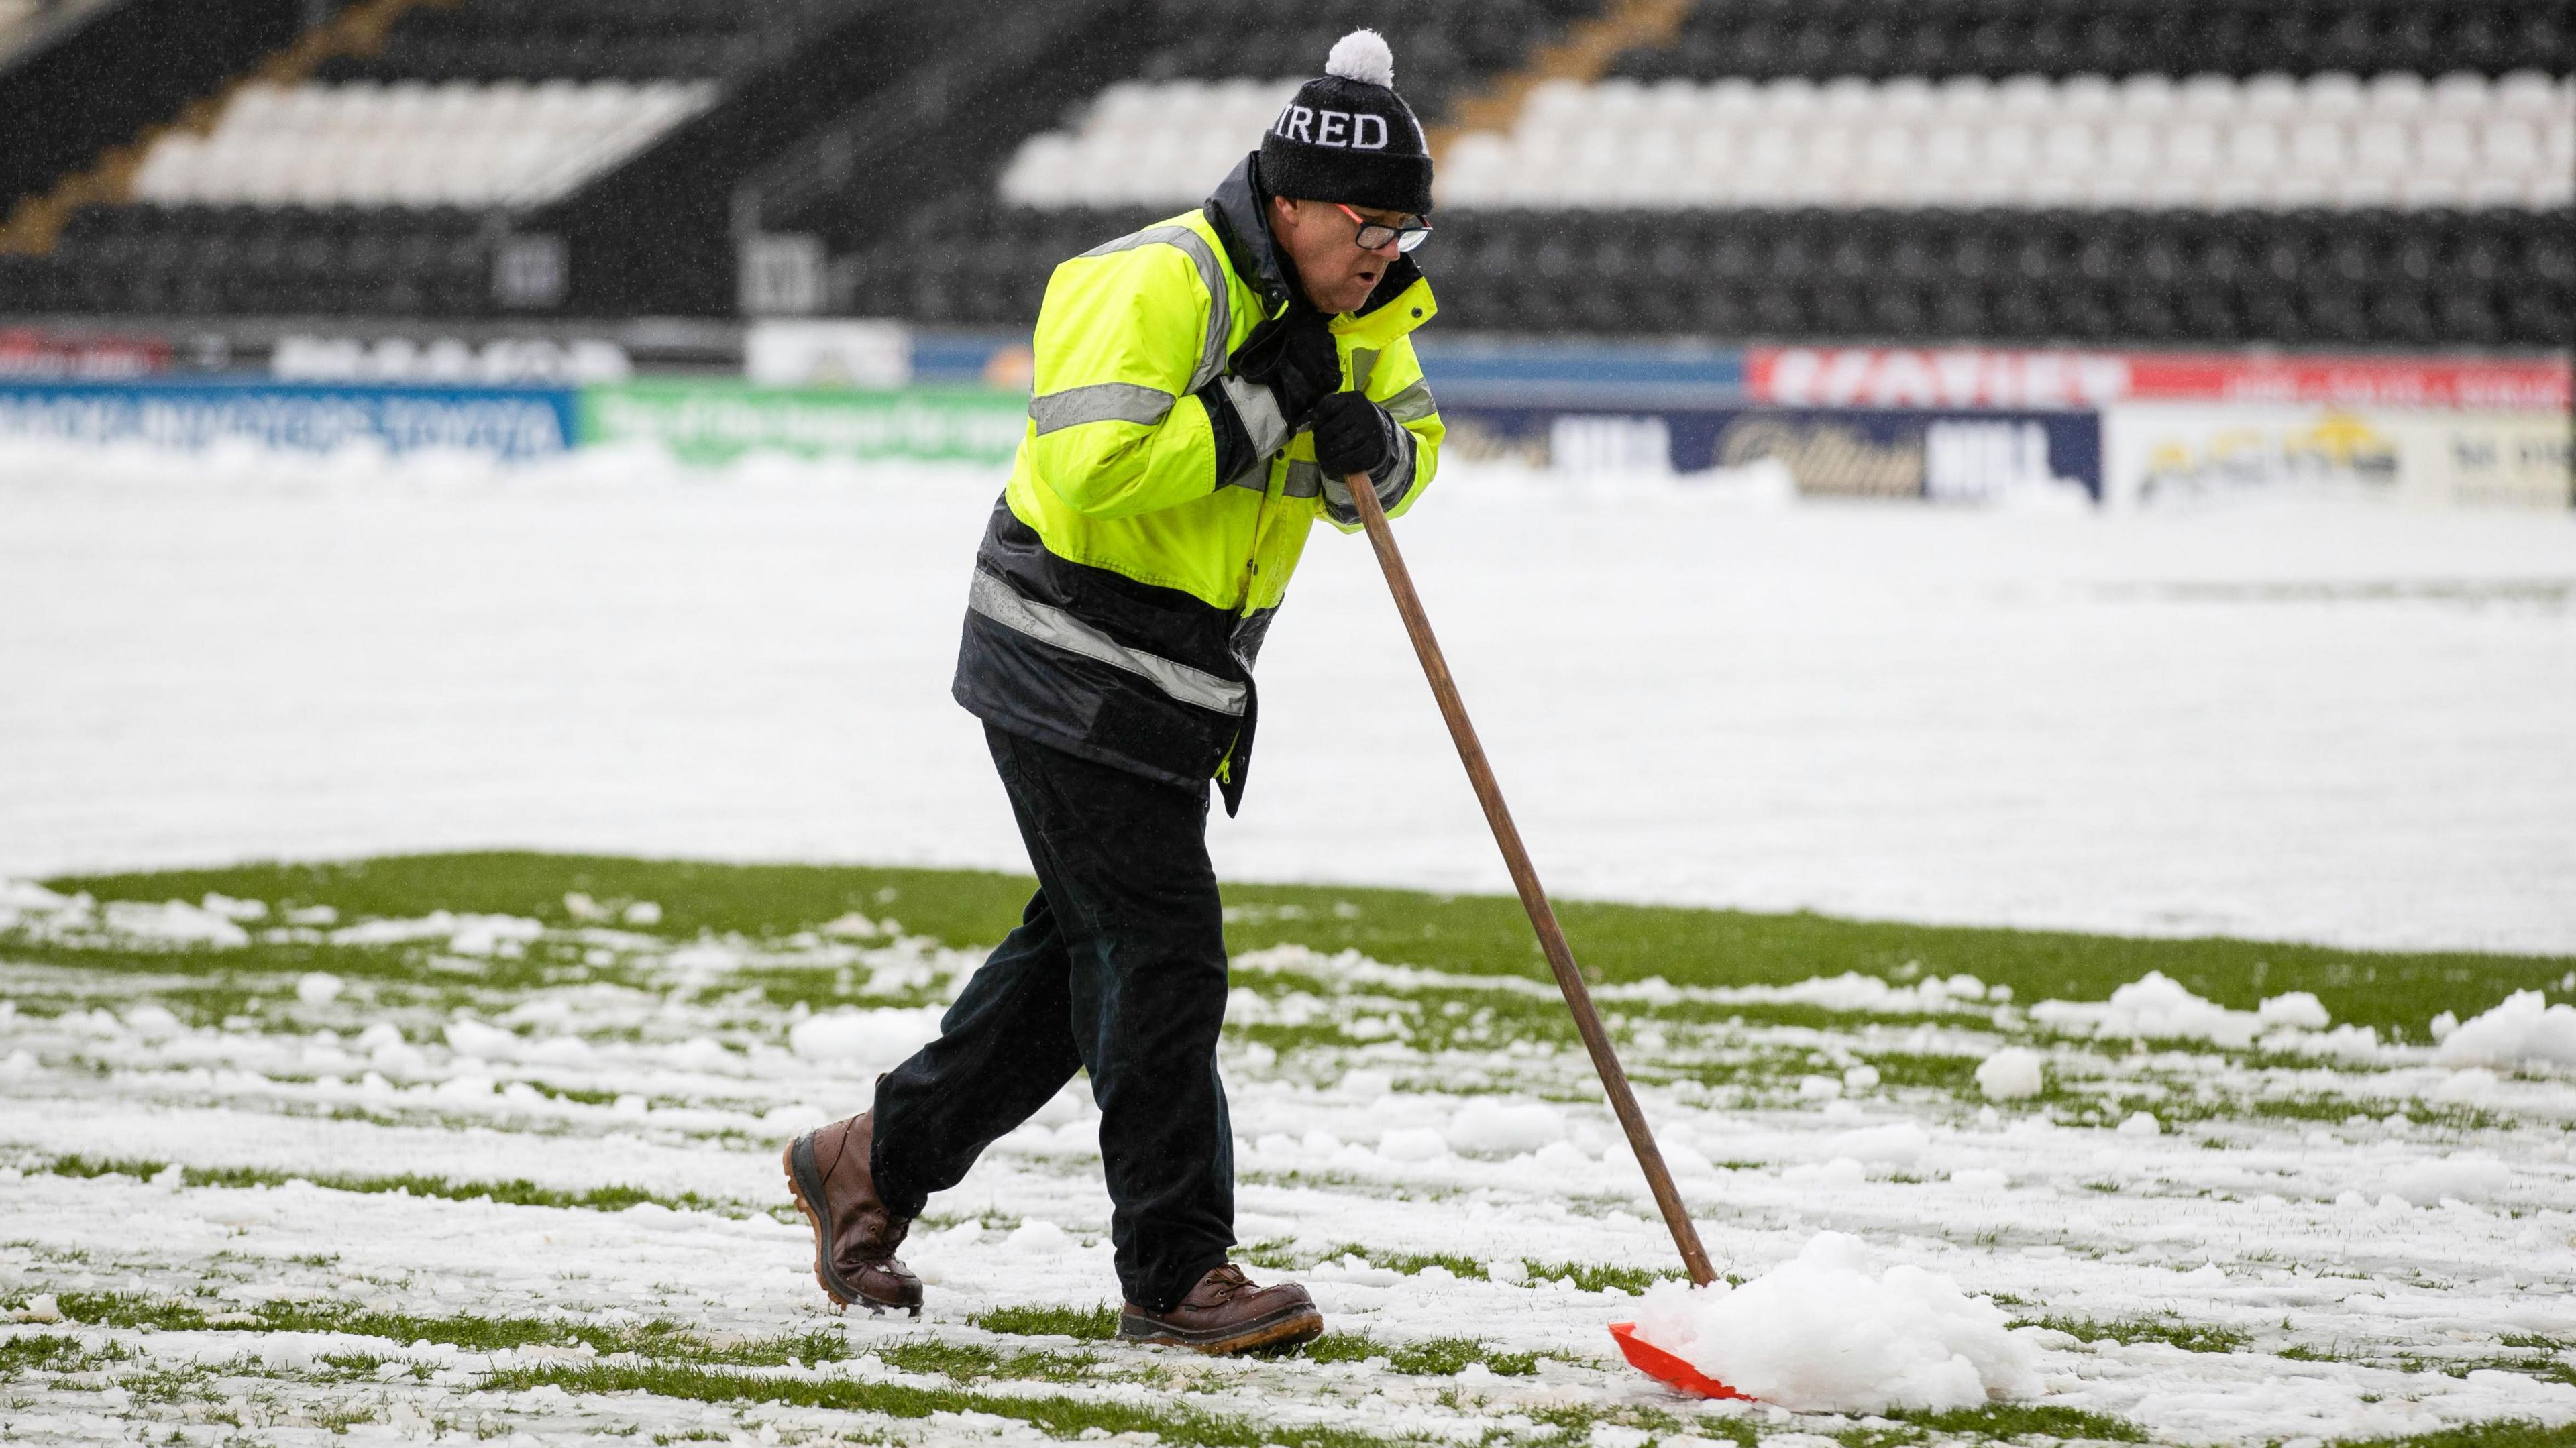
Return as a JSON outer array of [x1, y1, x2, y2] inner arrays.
[[953, 152, 1443, 814]]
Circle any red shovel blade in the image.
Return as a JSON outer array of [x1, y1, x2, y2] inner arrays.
[[1607, 1322, 1754, 1402]]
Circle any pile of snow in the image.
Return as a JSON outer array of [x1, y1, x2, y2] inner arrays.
[[99, 899, 251, 948], [2434, 991, 2576, 1070], [1975, 1047, 2045, 1101], [1445, 1099, 1567, 1155], [328, 911, 546, 956], [2031, 971, 2355, 1052], [2381, 1153, 2513, 1206], [1627, 1232, 2038, 1413], [786, 1007, 945, 1066]]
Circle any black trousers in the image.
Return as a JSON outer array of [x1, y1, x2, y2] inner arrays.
[[870, 724, 1234, 1313]]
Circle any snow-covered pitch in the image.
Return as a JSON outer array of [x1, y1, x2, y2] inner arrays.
[[3, 879, 2575, 1445], [3, 443, 2572, 952], [1, 443, 2574, 1446]]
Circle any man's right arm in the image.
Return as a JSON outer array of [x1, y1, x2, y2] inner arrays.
[[1022, 244, 1234, 520]]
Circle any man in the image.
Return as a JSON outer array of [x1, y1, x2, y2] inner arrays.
[[783, 30, 1442, 1356]]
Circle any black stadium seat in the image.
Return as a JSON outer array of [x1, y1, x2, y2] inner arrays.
[[1613, 0, 2575, 82]]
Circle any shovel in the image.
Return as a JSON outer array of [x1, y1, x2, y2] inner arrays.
[[1338, 465, 1743, 1401]]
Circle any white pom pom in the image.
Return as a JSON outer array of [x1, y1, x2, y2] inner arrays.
[[1325, 28, 1395, 88]]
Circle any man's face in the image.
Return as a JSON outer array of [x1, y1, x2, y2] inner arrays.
[[1270, 196, 1413, 315]]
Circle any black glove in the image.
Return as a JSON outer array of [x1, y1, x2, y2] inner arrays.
[[1311, 391, 1397, 478], [1229, 304, 1340, 429]]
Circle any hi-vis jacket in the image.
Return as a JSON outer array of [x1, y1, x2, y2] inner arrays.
[[953, 154, 1443, 814]]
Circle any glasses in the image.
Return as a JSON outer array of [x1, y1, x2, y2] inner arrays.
[[1333, 202, 1432, 254]]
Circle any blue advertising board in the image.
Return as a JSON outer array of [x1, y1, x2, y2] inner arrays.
[[0, 379, 579, 460], [1441, 403, 2105, 501]]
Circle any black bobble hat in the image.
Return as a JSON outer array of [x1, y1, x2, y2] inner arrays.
[[1257, 29, 1434, 216]]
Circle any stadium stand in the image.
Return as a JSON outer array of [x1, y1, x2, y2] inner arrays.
[[127, 78, 716, 209], [849, 0, 2575, 347], [4, 0, 2569, 350], [1610, 0, 2574, 85], [1434, 72, 2575, 211]]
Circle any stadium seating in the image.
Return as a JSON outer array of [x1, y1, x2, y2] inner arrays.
[[1612, 0, 2574, 83], [835, 197, 2575, 347], [9, 0, 857, 317], [1436, 72, 2575, 211], [128, 79, 714, 209], [1126, 0, 1599, 122], [959, 15, 2575, 347], [25, 202, 494, 317], [313, 0, 804, 85]]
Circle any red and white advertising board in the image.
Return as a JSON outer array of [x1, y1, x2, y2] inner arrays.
[[1750, 347, 2573, 412]]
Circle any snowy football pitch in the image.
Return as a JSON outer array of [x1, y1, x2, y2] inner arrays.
[[3, 453, 2575, 1445], [5, 852, 2575, 1448]]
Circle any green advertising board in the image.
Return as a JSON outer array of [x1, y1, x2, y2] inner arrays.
[[578, 380, 1028, 465]]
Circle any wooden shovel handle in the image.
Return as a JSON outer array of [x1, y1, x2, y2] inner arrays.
[[1340, 469, 1718, 1288]]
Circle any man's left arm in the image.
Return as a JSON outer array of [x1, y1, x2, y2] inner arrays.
[[1313, 335, 1442, 530]]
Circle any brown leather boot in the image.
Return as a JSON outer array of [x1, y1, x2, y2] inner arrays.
[[782, 1112, 922, 1316], [1118, 1264, 1322, 1354]]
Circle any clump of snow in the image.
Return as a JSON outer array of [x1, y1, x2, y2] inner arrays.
[[1975, 1047, 2045, 1101], [1627, 1232, 2037, 1413], [2031, 972, 2261, 1047], [1445, 1099, 1566, 1155], [1782, 1157, 1868, 1190], [2382, 1154, 2512, 1206], [2116, 1111, 2162, 1137], [1377, 1127, 1448, 1162], [1825, 1121, 1929, 1166], [101, 899, 251, 948], [295, 972, 344, 1006], [786, 1007, 942, 1064], [199, 893, 267, 922], [623, 901, 662, 926], [2435, 991, 2576, 1070], [1339, 1068, 1393, 1101], [2433, 1067, 2500, 1103], [2257, 991, 2330, 1030], [445, 1019, 521, 1060]]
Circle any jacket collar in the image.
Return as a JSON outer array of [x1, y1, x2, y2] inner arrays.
[[1203, 154, 1296, 315]]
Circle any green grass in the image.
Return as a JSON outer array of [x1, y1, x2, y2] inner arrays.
[[1299, 1333, 1536, 1376], [2017, 1315, 2251, 1355], [1881, 1402, 2149, 1443], [875, 1340, 1100, 1383], [0, 1333, 102, 1378], [484, 1361, 1417, 1448], [38, 1156, 741, 1217], [40, 852, 2576, 1034], [967, 1303, 1120, 1341], [42, 1292, 845, 1366], [2338, 1423, 2576, 1448], [1523, 1260, 1690, 1295]]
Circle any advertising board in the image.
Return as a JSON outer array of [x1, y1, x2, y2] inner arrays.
[[0, 328, 172, 379], [2102, 405, 2573, 509], [579, 380, 1028, 465], [1442, 404, 2104, 502], [0, 379, 577, 459], [1751, 347, 2572, 411]]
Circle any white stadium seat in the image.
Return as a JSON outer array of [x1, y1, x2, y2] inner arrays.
[[985, 72, 2576, 214], [128, 78, 717, 209]]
